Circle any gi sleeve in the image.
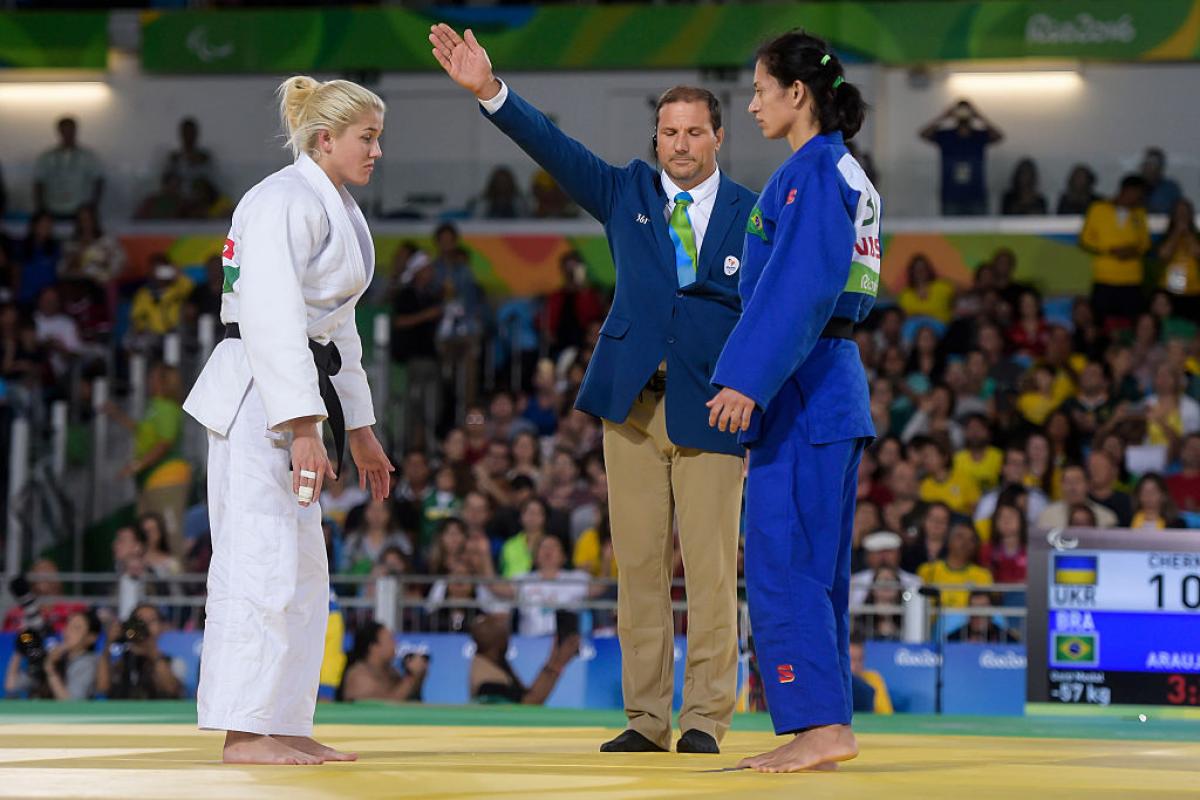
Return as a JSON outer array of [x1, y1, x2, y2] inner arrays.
[[712, 169, 856, 410], [237, 186, 328, 431], [329, 311, 376, 430]]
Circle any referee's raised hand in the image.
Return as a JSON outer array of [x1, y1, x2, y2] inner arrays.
[[429, 23, 502, 102]]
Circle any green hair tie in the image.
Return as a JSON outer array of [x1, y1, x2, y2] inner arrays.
[[833, 76, 844, 89], [821, 54, 832, 66]]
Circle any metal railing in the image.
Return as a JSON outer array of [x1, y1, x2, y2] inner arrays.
[[2, 307, 390, 567], [5, 572, 1028, 647], [5, 404, 77, 579], [1, 296, 528, 581]]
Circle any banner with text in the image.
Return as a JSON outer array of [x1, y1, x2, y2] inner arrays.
[[141, 2, 1200, 74]]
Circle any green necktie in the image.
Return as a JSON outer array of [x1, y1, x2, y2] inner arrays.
[[669, 192, 698, 287]]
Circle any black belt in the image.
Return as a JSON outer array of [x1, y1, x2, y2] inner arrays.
[[821, 317, 855, 340], [644, 369, 666, 395], [224, 323, 346, 478]]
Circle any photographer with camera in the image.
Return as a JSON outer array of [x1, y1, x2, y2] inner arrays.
[[338, 621, 429, 703], [5, 609, 105, 700], [3, 560, 86, 634], [106, 604, 183, 700]]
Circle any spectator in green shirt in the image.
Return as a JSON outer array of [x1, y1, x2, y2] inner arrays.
[[500, 497, 553, 578], [103, 363, 191, 556]]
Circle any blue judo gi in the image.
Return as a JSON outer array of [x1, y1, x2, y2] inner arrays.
[[712, 132, 882, 733]]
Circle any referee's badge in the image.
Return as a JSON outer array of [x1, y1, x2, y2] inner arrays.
[[724, 256, 740, 276]]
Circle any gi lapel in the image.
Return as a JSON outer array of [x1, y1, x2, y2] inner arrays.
[[345, 200, 376, 290], [295, 154, 367, 289], [293, 154, 372, 340]]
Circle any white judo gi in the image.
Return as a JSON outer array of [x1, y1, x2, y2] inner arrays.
[[183, 153, 376, 735]]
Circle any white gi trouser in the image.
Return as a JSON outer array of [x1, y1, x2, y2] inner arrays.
[[196, 383, 328, 736]]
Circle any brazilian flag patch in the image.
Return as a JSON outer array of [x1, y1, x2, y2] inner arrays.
[[746, 205, 768, 242]]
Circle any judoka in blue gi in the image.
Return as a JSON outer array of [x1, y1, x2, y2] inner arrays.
[[707, 31, 882, 773]]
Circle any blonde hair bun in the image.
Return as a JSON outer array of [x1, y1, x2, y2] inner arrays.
[[276, 75, 385, 159]]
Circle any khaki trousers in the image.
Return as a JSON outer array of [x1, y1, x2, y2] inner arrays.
[[603, 386, 743, 748]]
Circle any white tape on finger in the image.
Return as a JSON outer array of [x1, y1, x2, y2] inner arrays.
[[300, 469, 318, 480], [298, 486, 315, 502]]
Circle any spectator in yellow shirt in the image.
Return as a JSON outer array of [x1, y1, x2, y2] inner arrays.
[[953, 414, 1003, 493], [918, 437, 980, 515], [917, 521, 993, 608], [573, 512, 617, 579], [1017, 364, 1062, 427], [130, 254, 195, 338], [849, 633, 893, 715], [1043, 325, 1079, 399], [897, 254, 956, 324], [1079, 175, 1150, 322]]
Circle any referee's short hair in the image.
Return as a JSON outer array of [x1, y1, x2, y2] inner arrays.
[[655, 86, 723, 132]]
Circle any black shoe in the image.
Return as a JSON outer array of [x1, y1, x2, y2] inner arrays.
[[600, 730, 667, 753], [676, 730, 719, 754]]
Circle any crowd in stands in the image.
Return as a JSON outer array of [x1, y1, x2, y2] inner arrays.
[[1, 103, 1199, 704], [5, 101, 1189, 225], [921, 100, 1186, 218]]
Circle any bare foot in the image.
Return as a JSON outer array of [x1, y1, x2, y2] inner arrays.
[[222, 731, 323, 765], [738, 724, 857, 773], [273, 735, 358, 762]]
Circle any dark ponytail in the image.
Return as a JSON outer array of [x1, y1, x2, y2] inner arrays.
[[756, 29, 867, 140]]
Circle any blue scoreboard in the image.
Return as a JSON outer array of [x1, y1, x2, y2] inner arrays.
[[1028, 527, 1200, 706]]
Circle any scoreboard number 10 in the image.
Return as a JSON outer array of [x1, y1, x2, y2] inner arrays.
[[1149, 574, 1200, 610]]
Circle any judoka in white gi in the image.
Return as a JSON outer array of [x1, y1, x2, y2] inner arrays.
[[183, 76, 394, 765]]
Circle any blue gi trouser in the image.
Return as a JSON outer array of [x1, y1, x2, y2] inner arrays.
[[744, 380, 866, 734]]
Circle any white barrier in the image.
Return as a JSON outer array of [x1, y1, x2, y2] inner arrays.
[[5, 418, 30, 577], [50, 401, 68, 479]]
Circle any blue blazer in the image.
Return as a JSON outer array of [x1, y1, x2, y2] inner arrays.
[[484, 88, 757, 456]]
